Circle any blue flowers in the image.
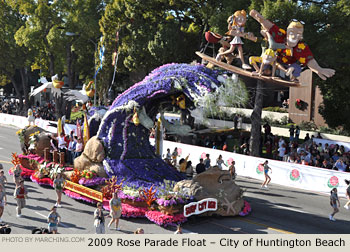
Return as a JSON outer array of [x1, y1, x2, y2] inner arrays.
[[97, 63, 245, 187]]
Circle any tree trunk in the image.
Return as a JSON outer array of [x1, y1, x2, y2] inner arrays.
[[49, 53, 55, 76], [10, 76, 23, 114], [249, 80, 264, 157], [67, 43, 75, 89], [20, 68, 30, 113]]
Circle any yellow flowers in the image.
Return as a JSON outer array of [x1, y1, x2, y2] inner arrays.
[[29, 131, 40, 137], [282, 57, 288, 63], [298, 43, 306, 50], [299, 57, 306, 64], [285, 49, 292, 56], [279, 28, 286, 34], [16, 129, 23, 135]]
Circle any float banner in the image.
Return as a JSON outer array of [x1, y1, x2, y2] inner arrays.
[[184, 198, 218, 217], [159, 140, 350, 197], [0, 234, 349, 251], [64, 181, 103, 202]]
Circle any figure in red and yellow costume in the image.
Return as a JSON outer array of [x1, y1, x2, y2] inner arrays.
[[249, 10, 335, 80]]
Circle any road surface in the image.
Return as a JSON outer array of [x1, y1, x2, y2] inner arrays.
[[0, 125, 349, 234]]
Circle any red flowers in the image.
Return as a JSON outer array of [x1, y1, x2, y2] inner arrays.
[[145, 211, 187, 227], [295, 98, 304, 110]]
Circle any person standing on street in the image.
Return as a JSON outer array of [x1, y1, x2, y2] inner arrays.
[[108, 192, 122, 230], [14, 180, 28, 217], [216, 155, 227, 170], [47, 206, 61, 234], [0, 184, 7, 223], [344, 179, 350, 210], [53, 173, 65, 207], [0, 170, 8, 192], [329, 188, 340, 221], [261, 160, 272, 189], [174, 225, 183, 234], [13, 164, 22, 187], [94, 202, 106, 234], [229, 160, 236, 180]]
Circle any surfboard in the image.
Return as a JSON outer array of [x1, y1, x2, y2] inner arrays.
[[196, 51, 301, 87]]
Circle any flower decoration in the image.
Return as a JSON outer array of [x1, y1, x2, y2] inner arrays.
[[239, 200, 252, 216], [101, 176, 124, 199], [31, 174, 53, 186], [97, 63, 247, 187], [139, 185, 157, 207], [145, 211, 187, 227], [63, 189, 97, 204], [81, 170, 97, 179], [295, 99, 307, 111], [70, 169, 82, 183], [37, 161, 50, 177], [121, 204, 148, 218], [49, 164, 64, 179], [79, 177, 106, 187], [11, 152, 21, 166]]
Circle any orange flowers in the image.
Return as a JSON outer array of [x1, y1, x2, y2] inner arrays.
[[101, 176, 124, 199], [70, 169, 82, 183], [139, 185, 157, 207], [11, 152, 21, 166]]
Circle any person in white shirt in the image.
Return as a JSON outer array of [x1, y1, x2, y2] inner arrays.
[[74, 137, 84, 158], [278, 137, 285, 148], [278, 144, 286, 161], [216, 155, 227, 170], [67, 136, 76, 164], [57, 133, 67, 152]]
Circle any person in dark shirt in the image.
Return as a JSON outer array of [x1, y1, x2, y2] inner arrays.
[[321, 159, 332, 169], [289, 125, 295, 142], [196, 158, 205, 175]]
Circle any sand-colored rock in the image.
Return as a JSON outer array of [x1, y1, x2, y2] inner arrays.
[[174, 166, 244, 216], [83, 136, 105, 163], [73, 137, 107, 178]]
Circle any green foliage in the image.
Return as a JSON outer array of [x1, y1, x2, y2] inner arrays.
[[0, 75, 10, 86], [0, 0, 348, 131], [298, 121, 318, 131], [262, 106, 288, 113], [280, 115, 289, 125]]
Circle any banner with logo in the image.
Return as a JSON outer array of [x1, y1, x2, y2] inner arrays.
[[158, 140, 350, 197]]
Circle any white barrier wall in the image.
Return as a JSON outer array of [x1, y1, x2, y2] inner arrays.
[[2, 113, 350, 197], [0, 113, 76, 134], [161, 140, 350, 197]]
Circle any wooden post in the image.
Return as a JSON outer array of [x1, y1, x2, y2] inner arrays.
[[53, 150, 59, 163], [59, 152, 65, 166], [44, 148, 50, 161], [249, 80, 264, 157]]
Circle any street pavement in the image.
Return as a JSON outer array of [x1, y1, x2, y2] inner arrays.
[[0, 124, 349, 234]]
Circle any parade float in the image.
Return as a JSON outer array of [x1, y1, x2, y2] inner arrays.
[[11, 62, 251, 227], [11, 5, 337, 226]]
